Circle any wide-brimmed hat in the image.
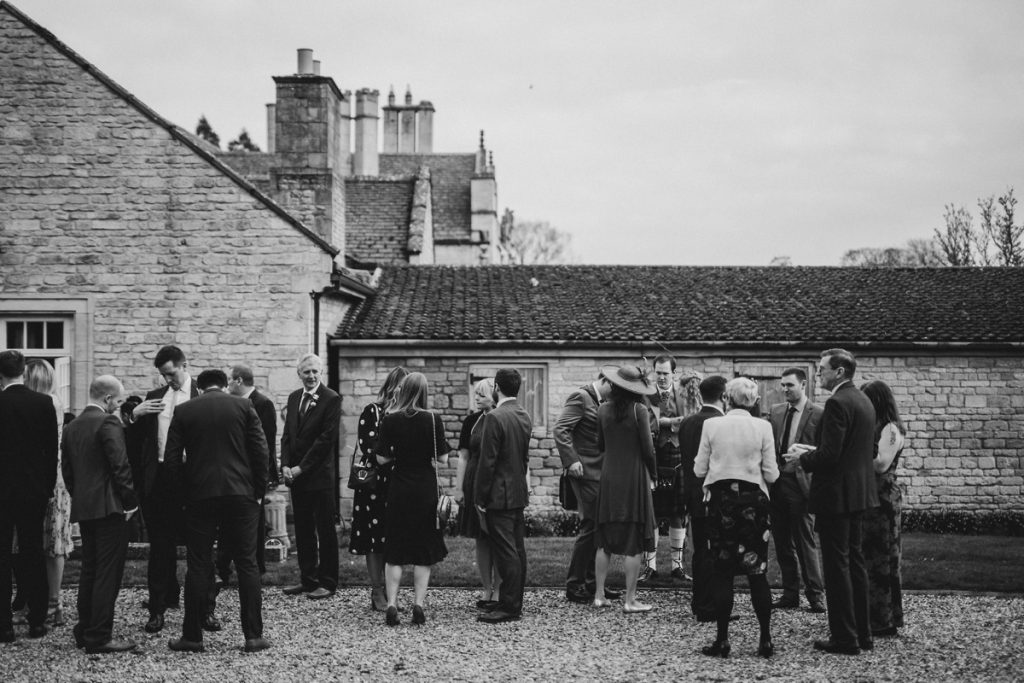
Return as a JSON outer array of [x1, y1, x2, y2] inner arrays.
[[600, 365, 657, 396]]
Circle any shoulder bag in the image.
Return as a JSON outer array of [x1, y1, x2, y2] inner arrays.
[[432, 412, 454, 530], [347, 404, 379, 491]]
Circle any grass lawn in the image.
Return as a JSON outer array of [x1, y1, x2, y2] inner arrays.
[[60, 532, 1024, 593]]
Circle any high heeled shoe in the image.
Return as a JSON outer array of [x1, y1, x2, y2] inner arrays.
[[385, 606, 399, 627], [412, 605, 426, 625], [701, 639, 731, 658], [758, 639, 774, 658]]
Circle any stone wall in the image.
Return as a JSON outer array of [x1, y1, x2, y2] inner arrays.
[[0, 10, 346, 416], [334, 348, 1024, 516]]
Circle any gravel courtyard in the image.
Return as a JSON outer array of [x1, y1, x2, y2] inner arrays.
[[2, 588, 1021, 681]]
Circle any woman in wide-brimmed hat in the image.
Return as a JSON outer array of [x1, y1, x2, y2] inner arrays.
[[592, 365, 658, 614]]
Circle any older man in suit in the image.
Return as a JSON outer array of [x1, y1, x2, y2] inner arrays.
[[768, 367, 826, 613], [128, 345, 199, 633], [280, 354, 342, 600], [553, 370, 616, 604], [785, 348, 878, 655], [678, 375, 727, 622], [475, 368, 533, 624], [217, 364, 278, 581], [164, 370, 270, 653], [62, 375, 139, 653], [0, 350, 58, 643]]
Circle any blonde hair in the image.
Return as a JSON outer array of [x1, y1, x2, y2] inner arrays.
[[24, 359, 55, 395], [393, 372, 430, 413], [725, 377, 759, 410]]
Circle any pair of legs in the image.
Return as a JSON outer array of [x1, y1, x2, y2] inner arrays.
[[474, 539, 500, 601], [817, 512, 871, 648], [707, 571, 772, 652], [45, 555, 67, 623], [290, 488, 339, 593], [565, 476, 598, 595], [75, 514, 129, 648], [384, 563, 432, 610], [594, 549, 647, 610], [0, 499, 48, 631], [770, 475, 824, 605]]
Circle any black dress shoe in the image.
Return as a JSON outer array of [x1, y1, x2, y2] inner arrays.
[[859, 639, 874, 651], [808, 601, 827, 614], [86, 639, 137, 654], [168, 637, 205, 652], [385, 606, 399, 627], [412, 605, 426, 625], [281, 584, 310, 596], [565, 588, 591, 604], [602, 588, 623, 600], [202, 613, 222, 632], [772, 597, 799, 609], [701, 639, 731, 658], [244, 637, 271, 653], [144, 613, 165, 633], [813, 639, 860, 655], [476, 599, 500, 611], [28, 625, 47, 639], [758, 640, 774, 658], [477, 610, 520, 624], [0, 629, 14, 643], [670, 568, 693, 581]]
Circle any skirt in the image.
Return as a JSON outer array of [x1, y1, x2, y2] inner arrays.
[[706, 479, 771, 576], [595, 521, 655, 556]]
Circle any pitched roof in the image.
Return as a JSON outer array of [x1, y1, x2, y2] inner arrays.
[[379, 154, 476, 240], [334, 265, 1024, 347], [344, 177, 415, 264], [0, 0, 338, 258]]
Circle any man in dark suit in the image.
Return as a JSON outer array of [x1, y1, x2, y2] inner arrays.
[[217, 364, 278, 580], [0, 350, 58, 642], [128, 345, 199, 633], [164, 370, 270, 653], [678, 375, 726, 622], [62, 375, 139, 653], [475, 368, 533, 624], [280, 354, 341, 600], [768, 367, 826, 613], [785, 348, 878, 655], [553, 371, 617, 604]]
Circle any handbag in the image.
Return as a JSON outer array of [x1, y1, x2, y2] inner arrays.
[[432, 413, 454, 530], [346, 443, 378, 491], [559, 471, 578, 511]]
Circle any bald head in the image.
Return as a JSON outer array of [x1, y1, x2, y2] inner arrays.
[[90, 375, 126, 414]]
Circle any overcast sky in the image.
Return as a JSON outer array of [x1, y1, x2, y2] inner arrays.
[[13, 0, 1024, 265]]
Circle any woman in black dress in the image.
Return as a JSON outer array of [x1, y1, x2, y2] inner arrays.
[[454, 378, 499, 607], [349, 366, 407, 611], [860, 380, 906, 637], [376, 372, 451, 626], [693, 377, 779, 658]]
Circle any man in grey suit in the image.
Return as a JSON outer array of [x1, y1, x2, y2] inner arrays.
[[475, 368, 533, 624], [785, 348, 878, 655], [553, 371, 617, 604], [62, 375, 139, 653], [768, 367, 826, 613]]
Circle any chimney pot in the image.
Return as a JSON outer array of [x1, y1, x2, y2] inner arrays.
[[313, 59, 321, 75], [297, 48, 313, 75]]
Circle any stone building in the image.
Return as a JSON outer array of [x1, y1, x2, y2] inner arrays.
[[332, 265, 1024, 515]]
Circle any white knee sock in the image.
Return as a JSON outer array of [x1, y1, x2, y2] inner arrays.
[[645, 529, 659, 571], [670, 526, 686, 571]]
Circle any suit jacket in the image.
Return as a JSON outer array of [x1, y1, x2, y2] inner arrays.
[[280, 383, 341, 492], [678, 406, 723, 517], [0, 384, 58, 502], [768, 400, 823, 497], [553, 384, 602, 480], [164, 390, 269, 502], [799, 382, 879, 515], [475, 399, 533, 510], [249, 389, 278, 487], [128, 381, 200, 498], [61, 406, 138, 522]]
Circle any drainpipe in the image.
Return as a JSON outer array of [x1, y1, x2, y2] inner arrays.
[[310, 291, 322, 356]]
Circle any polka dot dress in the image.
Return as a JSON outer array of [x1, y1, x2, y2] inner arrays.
[[350, 403, 390, 555]]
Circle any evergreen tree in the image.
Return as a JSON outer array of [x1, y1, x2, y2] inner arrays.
[[195, 115, 220, 148], [227, 129, 261, 152]]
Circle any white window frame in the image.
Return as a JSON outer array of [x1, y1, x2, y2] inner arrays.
[[468, 363, 548, 428]]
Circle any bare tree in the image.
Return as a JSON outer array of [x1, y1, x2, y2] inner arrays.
[[507, 220, 574, 265], [936, 205, 977, 265], [936, 189, 1022, 266], [840, 239, 944, 267], [990, 189, 1023, 266]]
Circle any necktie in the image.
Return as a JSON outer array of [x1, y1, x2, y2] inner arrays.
[[157, 388, 180, 463], [779, 405, 796, 456], [300, 392, 314, 417]]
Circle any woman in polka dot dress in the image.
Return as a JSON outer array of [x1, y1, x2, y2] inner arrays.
[[350, 366, 407, 611]]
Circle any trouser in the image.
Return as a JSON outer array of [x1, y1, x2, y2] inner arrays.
[[689, 513, 716, 619], [486, 508, 527, 616], [217, 498, 268, 580], [770, 474, 824, 603], [565, 477, 599, 593], [142, 467, 182, 615], [76, 514, 129, 648], [291, 488, 338, 592], [182, 496, 263, 642], [0, 499, 48, 629], [817, 512, 871, 647]]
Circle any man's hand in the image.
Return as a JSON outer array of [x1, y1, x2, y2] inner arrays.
[[567, 462, 584, 478], [782, 443, 813, 467], [453, 490, 465, 504], [132, 398, 165, 420]]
